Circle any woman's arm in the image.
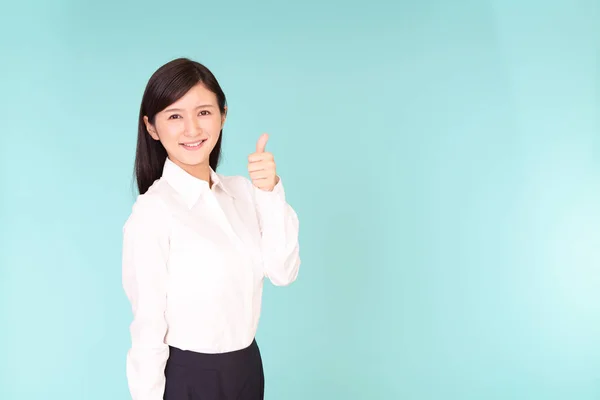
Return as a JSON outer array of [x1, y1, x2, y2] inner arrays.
[[252, 178, 301, 286], [121, 195, 170, 399]]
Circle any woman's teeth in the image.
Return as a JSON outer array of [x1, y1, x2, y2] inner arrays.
[[182, 140, 204, 147]]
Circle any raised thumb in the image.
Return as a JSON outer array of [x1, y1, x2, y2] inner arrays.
[[256, 133, 269, 153]]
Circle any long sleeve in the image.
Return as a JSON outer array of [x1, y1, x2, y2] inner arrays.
[[121, 195, 170, 400], [252, 178, 301, 286]]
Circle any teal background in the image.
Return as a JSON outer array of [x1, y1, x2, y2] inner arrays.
[[1, 1, 599, 399]]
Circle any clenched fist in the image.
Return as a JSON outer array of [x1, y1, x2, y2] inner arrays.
[[248, 133, 279, 191]]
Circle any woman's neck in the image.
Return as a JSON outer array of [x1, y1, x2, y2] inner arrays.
[[171, 158, 212, 187], [189, 165, 211, 186]]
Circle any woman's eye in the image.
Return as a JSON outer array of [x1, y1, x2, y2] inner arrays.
[[168, 114, 181, 120], [199, 110, 210, 116]]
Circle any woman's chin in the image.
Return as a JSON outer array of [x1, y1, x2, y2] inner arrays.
[[170, 152, 209, 168]]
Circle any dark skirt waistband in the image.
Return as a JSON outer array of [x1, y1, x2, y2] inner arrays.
[[167, 339, 260, 370]]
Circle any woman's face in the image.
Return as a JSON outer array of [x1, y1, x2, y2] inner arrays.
[[144, 82, 226, 171]]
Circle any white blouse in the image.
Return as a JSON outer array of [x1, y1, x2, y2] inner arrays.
[[121, 158, 301, 399]]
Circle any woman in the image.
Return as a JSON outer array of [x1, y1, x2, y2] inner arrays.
[[122, 57, 301, 400]]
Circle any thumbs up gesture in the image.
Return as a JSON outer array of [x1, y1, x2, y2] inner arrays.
[[248, 133, 279, 191]]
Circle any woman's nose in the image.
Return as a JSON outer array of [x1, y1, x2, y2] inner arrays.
[[183, 118, 202, 137]]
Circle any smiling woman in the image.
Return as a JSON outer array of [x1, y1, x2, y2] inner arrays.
[[122, 58, 301, 400], [135, 59, 228, 195]]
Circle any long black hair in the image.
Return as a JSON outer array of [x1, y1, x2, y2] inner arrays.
[[134, 58, 227, 194]]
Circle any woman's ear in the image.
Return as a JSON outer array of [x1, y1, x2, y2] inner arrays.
[[143, 116, 159, 141], [221, 106, 227, 128]]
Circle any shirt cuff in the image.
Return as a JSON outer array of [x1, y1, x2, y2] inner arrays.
[[253, 176, 286, 203]]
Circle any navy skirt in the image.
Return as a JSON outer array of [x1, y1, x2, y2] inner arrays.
[[163, 339, 265, 400]]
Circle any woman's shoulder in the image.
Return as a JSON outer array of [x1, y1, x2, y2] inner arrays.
[[218, 173, 251, 185], [216, 172, 287, 202], [216, 173, 254, 196], [123, 180, 171, 232]]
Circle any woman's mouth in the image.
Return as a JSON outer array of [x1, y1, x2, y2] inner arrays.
[[180, 139, 207, 150]]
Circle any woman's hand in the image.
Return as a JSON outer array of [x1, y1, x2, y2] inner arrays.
[[248, 133, 279, 191]]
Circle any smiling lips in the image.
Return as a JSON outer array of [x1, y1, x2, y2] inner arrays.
[[180, 139, 207, 150]]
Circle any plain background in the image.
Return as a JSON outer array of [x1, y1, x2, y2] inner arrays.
[[1, 1, 599, 399]]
